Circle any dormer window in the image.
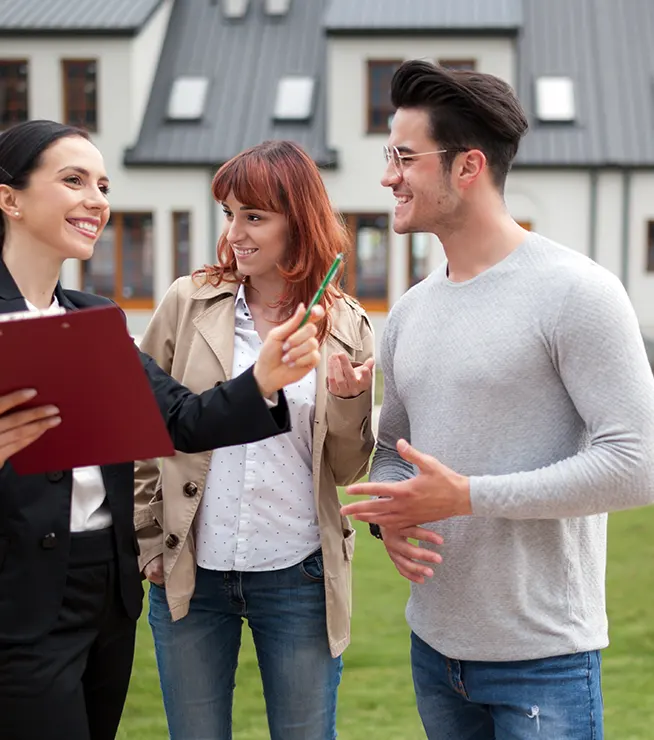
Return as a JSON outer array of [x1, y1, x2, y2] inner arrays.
[[273, 76, 315, 122], [535, 76, 576, 122], [167, 77, 209, 121]]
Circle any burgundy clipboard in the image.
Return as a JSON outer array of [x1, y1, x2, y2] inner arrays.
[[0, 305, 175, 475]]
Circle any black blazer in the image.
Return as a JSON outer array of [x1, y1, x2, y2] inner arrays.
[[0, 261, 291, 643]]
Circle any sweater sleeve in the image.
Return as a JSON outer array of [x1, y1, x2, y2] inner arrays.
[[370, 309, 416, 484], [470, 265, 654, 519]]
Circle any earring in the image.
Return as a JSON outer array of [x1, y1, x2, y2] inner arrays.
[[14, 211, 19, 217]]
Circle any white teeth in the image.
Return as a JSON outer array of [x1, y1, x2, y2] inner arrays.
[[233, 248, 257, 255], [70, 220, 98, 233], [394, 195, 411, 204]]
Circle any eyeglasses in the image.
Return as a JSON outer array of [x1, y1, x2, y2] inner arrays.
[[383, 145, 466, 177]]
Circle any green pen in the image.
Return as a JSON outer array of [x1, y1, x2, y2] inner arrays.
[[299, 253, 344, 327]]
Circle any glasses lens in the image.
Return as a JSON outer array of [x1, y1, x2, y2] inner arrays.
[[392, 147, 402, 174]]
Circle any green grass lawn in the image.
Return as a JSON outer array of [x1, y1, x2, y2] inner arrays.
[[117, 507, 654, 739]]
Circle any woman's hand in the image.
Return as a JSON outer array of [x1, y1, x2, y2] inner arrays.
[[143, 554, 165, 586], [253, 304, 323, 398], [0, 389, 61, 467], [327, 354, 374, 398]]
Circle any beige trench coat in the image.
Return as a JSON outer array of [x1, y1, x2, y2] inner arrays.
[[134, 276, 374, 657]]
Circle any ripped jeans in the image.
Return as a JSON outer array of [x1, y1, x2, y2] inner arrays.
[[411, 633, 603, 739]]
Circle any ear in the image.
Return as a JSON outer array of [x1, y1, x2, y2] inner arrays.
[[0, 184, 19, 218], [455, 150, 486, 191]]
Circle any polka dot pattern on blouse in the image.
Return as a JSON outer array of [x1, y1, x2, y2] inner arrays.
[[195, 285, 320, 572]]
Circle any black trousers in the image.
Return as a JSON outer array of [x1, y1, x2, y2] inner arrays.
[[0, 528, 137, 740]]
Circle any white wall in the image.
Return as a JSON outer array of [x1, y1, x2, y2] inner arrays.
[[506, 169, 591, 253], [0, 27, 213, 337]]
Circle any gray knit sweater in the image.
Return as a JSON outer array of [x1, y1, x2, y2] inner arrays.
[[371, 232, 654, 662]]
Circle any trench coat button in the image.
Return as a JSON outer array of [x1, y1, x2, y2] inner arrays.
[[41, 533, 57, 549], [165, 533, 180, 549], [46, 470, 65, 483], [183, 481, 198, 498]]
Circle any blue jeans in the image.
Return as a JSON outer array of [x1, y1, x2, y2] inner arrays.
[[148, 550, 342, 740], [411, 632, 603, 739]]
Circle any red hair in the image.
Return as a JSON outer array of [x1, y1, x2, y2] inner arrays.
[[195, 140, 349, 343]]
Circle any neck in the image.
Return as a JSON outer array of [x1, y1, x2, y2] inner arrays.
[[436, 196, 527, 283], [2, 233, 63, 309], [245, 272, 288, 317]]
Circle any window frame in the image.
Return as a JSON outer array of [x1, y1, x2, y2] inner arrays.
[[80, 211, 154, 309], [407, 233, 433, 287], [647, 221, 654, 273], [172, 211, 192, 280], [62, 58, 99, 133], [366, 59, 402, 135], [341, 212, 390, 312], [438, 59, 477, 71], [0, 59, 29, 130]]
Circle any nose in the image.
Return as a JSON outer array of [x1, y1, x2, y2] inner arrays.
[[226, 218, 245, 245], [381, 161, 402, 189], [84, 186, 107, 211]]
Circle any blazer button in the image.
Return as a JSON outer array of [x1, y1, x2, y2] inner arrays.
[[46, 471, 65, 483], [183, 481, 198, 498], [165, 533, 180, 549], [214, 380, 223, 388], [41, 532, 57, 549]]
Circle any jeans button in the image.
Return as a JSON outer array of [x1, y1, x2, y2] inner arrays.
[[165, 533, 180, 549]]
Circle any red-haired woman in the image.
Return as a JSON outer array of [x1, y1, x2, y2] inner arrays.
[[134, 140, 375, 740]]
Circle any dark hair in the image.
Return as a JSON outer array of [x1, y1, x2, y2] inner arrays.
[[391, 60, 528, 191], [0, 119, 89, 248]]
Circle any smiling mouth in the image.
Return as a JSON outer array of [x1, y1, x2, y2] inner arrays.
[[66, 219, 99, 238], [233, 247, 258, 257], [394, 194, 412, 206]]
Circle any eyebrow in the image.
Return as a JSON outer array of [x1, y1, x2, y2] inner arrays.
[[57, 165, 110, 182], [394, 146, 417, 155]]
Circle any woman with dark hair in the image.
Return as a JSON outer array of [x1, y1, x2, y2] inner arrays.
[[0, 120, 323, 740], [135, 140, 375, 740]]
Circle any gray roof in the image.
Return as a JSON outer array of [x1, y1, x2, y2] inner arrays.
[[325, 0, 522, 33], [127, 0, 654, 169], [515, 0, 654, 167], [0, 0, 163, 34], [126, 0, 333, 167]]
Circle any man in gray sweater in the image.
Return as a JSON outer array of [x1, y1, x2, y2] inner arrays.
[[341, 60, 654, 740]]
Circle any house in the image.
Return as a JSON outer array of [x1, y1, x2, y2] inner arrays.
[[1, 0, 653, 352]]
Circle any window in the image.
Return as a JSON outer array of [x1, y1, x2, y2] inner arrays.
[[341, 213, 389, 311], [438, 59, 477, 71], [647, 221, 654, 273], [0, 60, 28, 129], [408, 233, 432, 286], [367, 60, 402, 134], [81, 213, 154, 308], [172, 211, 191, 279], [167, 76, 209, 121], [274, 76, 315, 121], [62, 60, 98, 132], [535, 77, 575, 122]]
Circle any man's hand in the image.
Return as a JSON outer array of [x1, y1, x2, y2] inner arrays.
[[382, 526, 444, 584], [327, 354, 374, 398], [0, 389, 61, 467], [340, 439, 472, 527], [253, 304, 324, 399], [143, 554, 164, 586]]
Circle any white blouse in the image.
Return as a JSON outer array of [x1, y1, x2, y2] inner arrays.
[[195, 284, 320, 572]]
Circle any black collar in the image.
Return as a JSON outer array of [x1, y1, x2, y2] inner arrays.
[[0, 257, 76, 313]]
